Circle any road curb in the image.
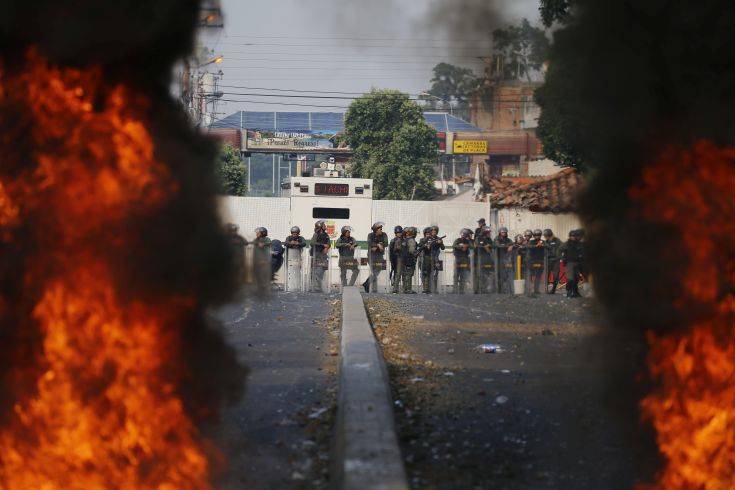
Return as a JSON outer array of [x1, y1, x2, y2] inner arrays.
[[332, 287, 409, 490]]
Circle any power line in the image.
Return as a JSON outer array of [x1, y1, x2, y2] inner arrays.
[[221, 57, 455, 65], [215, 50, 489, 60], [221, 65, 433, 72], [217, 41, 492, 51], [223, 34, 493, 43], [209, 90, 533, 105], [217, 98, 350, 109], [217, 76, 436, 81], [209, 91, 422, 100]]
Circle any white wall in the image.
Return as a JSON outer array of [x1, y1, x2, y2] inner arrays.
[[372, 200, 490, 244], [493, 208, 582, 239], [220, 196, 491, 243], [219, 196, 291, 241], [528, 158, 564, 177]]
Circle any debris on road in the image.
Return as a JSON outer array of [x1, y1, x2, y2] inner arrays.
[[477, 343, 502, 353], [308, 407, 329, 419]]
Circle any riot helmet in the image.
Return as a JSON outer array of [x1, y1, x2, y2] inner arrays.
[[498, 226, 508, 237], [341, 225, 353, 235], [482, 225, 492, 235], [394, 225, 404, 234], [460, 228, 472, 239], [255, 227, 268, 237], [533, 229, 543, 238], [543, 229, 553, 238], [290, 226, 300, 235], [423, 227, 432, 236], [372, 222, 384, 231], [523, 229, 533, 238], [314, 220, 325, 230], [477, 218, 486, 224]]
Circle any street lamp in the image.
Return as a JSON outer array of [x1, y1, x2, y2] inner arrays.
[[419, 92, 453, 116], [197, 55, 223, 69]]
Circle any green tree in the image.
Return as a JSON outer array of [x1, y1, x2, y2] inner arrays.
[[345, 90, 438, 200], [492, 18, 550, 81], [423, 62, 480, 114], [215, 144, 248, 196]]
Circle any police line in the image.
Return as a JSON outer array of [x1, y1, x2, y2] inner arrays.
[[226, 222, 586, 298]]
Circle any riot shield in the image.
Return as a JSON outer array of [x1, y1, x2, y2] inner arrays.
[[309, 246, 329, 293], [369, 253, 388, 293], [285, 246, 303, 292], [468, 249, 477, 295], [454, 253, 471, 294], [252, 242, 272, 293], [525, 245, 547, 295], [477, 245, 497, 294]]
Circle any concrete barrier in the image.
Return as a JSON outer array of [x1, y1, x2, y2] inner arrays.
[[332, 287, 408, 490]]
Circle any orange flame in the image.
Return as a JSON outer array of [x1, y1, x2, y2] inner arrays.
[[0, 52, 214, 488], [631, 141, 735, 489]]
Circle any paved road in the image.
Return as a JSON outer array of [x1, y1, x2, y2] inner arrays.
[[210, 291, 341, 490], [365, 293, 656, 490]]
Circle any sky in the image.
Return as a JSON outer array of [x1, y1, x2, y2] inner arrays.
[[197, 0, 542, 119]]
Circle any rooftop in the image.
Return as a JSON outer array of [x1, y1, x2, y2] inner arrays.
[[485, 168, 583, 213], [209, 111, 483, 133]]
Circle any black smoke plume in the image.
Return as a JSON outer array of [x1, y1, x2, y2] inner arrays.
[[536, 0, 735, 332], [0, 0, 245, 449], [535, 1, 735, 485]]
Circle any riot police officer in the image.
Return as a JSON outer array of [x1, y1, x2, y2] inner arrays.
[[252, 227, 272, 290], [366, 222, 388, 293], [310, 220, 331, 292], [527, 229, 546, 294], [561, 229, 584, 298], [494, 227, 514, 294], [389, 226, 404, 284], [388, 227, 408, 294], [543, 229, 562, 294], [473, 218, 486, 293], [418, 226, 445, 293], [283, 226, 307, 291], [453, 228, 473, 294], [284, 226, 307, 251], [399, 227, 418, 293], [336, 226, 359, 286], [476, 225, 496, 293]]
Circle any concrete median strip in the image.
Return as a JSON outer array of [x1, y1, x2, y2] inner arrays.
[[332, 286, 409, 490]]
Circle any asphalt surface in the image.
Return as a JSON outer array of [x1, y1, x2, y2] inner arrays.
[[365, 293, 657, 490], [210, 291, 341, 490]]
